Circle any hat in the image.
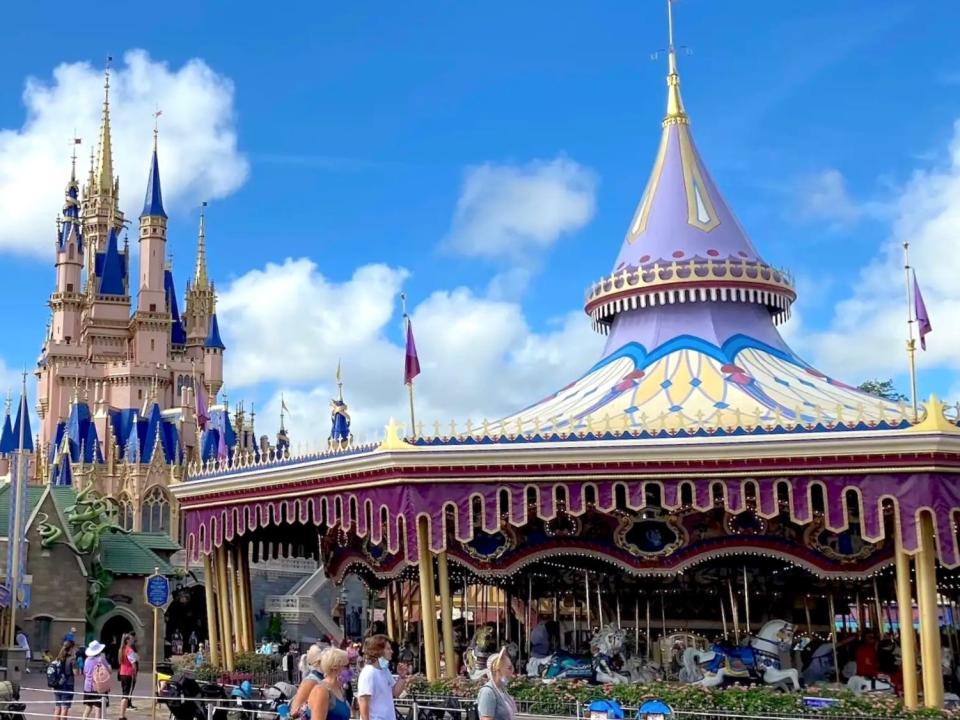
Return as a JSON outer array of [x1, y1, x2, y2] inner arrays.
[[85, 640, 106, 657]]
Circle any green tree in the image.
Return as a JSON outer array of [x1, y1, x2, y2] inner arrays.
[[857, 378, 908, 402]]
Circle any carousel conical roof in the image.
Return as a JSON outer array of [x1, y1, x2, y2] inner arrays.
[[494, 9, 905, 437]]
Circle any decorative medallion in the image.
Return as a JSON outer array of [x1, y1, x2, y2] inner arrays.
[[804, 517, 879, 563], [614, 510, 685, 558], [724, 509, 767, 536], [545, 510, 580, 538], [362, 537, 388, 566], [465, 524, 516, 562]]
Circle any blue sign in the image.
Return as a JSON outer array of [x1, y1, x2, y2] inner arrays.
[[802, 697, 839, 710], [145, 574, 170, 608]]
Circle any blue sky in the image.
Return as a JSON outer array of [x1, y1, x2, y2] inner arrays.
[[1, 0, 959, 439]]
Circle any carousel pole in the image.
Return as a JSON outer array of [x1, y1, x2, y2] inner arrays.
[[495, 586, 501, 647], [721, 596, 729, 640], [728, 579, 740, 644], [527, 576, 534, 659], [416, 519, 440, 681], [585, 572, 592, 631], [742, 566, 751, 634], [203, 552, 220, 667], [597, 579, 604, 628], [437, 553, 456, 679], [828, 593, 840, 684], [645, 598, 651, 659], [916, 513, 944, 708], [386, 584, 397, 639], [873, 578, 884, 636], [395, 581, 405, 642], [616, 594, 622, 631], [572, 596, 578, 652], [635, 600, 640, 653], [803, 595, 812, 636], [553, 594, 559, 622], [855, 591, 864, 637], [660, 589, 667, 639], [894, 525, 919, 709]]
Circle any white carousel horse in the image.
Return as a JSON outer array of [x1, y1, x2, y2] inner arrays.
[[623, 657, 664, 683], [680, 619, 800, 691], [846, 675, 895, 694]]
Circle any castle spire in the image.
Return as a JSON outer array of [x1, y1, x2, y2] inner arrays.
[[664, 0, 686, 122], [140, 110, 167, 219], [94, 57, 115, 196], [194, 202, 209, 287]]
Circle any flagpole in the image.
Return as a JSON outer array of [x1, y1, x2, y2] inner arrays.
[[903, 241, 919, 421], [401, 293, 418, 438]]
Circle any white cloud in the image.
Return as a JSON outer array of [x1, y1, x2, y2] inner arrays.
[[800, 120, 960, 382], [446, 157, 597, 261], [0, 49, 247, 256], [794, 169, 866, 228], [218, 258, 603, 440]]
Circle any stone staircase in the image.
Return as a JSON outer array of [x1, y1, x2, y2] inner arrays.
[[263, 563, 345, 643]]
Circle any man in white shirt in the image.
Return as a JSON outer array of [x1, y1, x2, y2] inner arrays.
[[358, 634, 409, 720]]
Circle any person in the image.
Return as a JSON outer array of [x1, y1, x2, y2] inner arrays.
[[118, 633, 139, 719], [477, 647, 517, 720], [82, 640, 111, 720], [14, 627, 31, 672], [530, 616, 551, 659], [855, 632, 879, 680], [291, 644, 324, 718], [358, 634, 409, 720], [51, 639, 76, 719], [306, 648, 352, 720]]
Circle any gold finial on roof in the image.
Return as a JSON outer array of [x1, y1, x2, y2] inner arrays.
[[377, 418, 410, 451], [904, 395, 960, 435], [194, 201, 209, 286], [95, 56, 115, 195], [664, 0, 687, 123]]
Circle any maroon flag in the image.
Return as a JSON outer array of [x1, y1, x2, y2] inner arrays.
[[404, 316, 421, 385], [196, 381, 210, 430], [913, 270, 932, 350]]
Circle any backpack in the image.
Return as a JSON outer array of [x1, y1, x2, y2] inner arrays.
[[92, 661, 112, 694], [46, 660, 65, 689]]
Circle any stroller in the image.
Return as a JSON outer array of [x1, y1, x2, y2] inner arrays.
[[0, 681, 24, 720], [159, 674, 229, 720], [262, 682, 297, 714]]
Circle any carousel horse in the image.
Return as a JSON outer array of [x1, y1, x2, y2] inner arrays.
[[680, 619, 800, 691], [533, 625, 630, 684], [465, 625, 498, 681], [622, 657, 664, 684]]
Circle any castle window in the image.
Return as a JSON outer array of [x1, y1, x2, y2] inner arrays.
[[118, 494, 134, 531], [141, 486, 171, 533], [150, 339, 155, 351], [68, 245, 74, 260], [150, 304, 157, 312], [66, 283, 73, 292]]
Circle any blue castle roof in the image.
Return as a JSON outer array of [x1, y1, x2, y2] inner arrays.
[[54, 401, 105, 465], [51, 452, 73, 486], [165, 270, 187, 346], [110, 407, 181, 465], [0, 408, 14, 454], [140, 145, 167, 219], [205, 313, 225, 350], [200, 407, 237, 462], [95, 227, 127, 296], [11, 393, 33, 453]]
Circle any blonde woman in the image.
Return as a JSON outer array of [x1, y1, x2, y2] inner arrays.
[[307, 648, 352, 720], [291, 644, 325, 718], [478, 648, 516, 720]]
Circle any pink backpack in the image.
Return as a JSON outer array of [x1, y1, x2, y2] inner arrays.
[[92, 661, 112, 694]]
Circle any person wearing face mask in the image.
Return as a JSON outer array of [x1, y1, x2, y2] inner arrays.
[[290, 644, 325, 719], [478, 648, 517, 720], [358, 635, 409, 720]]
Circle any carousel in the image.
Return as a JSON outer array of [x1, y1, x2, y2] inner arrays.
[[171, 4, 960, 710]]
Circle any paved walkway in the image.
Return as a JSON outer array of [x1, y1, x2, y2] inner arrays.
[[19, 671, 201, 720]]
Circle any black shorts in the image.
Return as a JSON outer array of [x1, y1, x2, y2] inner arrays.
[[120, 675, 135, 698], [83, 692, 103, 707]]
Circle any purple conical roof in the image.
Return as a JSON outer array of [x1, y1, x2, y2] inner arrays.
[[614, 117, 763, 272]]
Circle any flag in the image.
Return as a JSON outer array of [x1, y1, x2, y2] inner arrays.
[[196, 381, 210, 430], [404, 316, 421, 385], [217, 427, 227, 461], [913, 270, 932, 351], [281, 395, 290, 414]]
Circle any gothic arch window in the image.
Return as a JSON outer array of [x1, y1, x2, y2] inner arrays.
[[141, 486, 171, 533], [118, 494, 134, 531]]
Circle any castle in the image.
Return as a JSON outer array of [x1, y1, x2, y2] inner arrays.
[[4, 65, 287, 534]]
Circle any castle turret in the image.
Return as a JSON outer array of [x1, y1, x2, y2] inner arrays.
[[82, 60, 124, 289], [131, 128, 171, 367], [204, 313, 225, 398], [51, 147, 84, 346], [184, 206, 216, 363]]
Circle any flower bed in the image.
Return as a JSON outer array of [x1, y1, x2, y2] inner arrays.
[[408, 678, 952, 718]]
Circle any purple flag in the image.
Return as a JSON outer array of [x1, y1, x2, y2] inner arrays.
[[404, 316, 421, 385], [913, 270, 932, 351], [217, 425, 227, 461], [196, 381, 210, 430]]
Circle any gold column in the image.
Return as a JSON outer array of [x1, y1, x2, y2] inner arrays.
[[203, 553, 221, 667], [437, 552, 457, 679], [241, 545, 256, 651], [386, 585, 397, 640], [394, 582, 405, 641], [229, 548, 243, 655], [234, 545, 251, 653], [215, 544, 235, 671], [417, 520, 440, 681], [917, 513, 944, 708], [896, 524, 919, 709]]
